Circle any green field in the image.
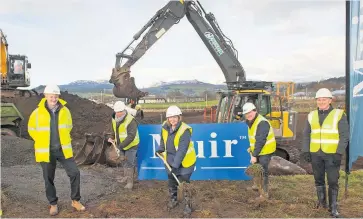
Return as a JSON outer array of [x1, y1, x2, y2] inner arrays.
[[140, 100, 219, 109]]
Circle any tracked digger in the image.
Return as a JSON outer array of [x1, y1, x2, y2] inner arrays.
[[0, 29, 37, 97], [76, 0, 299, 167], [1, 28, 38, 136]]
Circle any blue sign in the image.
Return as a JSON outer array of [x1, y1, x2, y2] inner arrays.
[[348, 1, 363, 170], [136, 123, 252, 180]]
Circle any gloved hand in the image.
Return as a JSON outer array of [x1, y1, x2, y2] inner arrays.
[[332, 153, 342, 166], [302, 152, 312, 163], [170, 167, 178, 175], [155, 149, 164, 157]]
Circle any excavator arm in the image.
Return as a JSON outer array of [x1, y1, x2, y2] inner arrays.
[[110, 0, 246, 99]]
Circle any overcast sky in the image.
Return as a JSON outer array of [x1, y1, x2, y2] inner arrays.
[[0, 0, 345, 88]]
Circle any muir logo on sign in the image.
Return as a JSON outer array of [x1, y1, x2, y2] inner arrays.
[[136, 122, 251, 180]]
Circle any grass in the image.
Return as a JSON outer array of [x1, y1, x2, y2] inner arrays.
[[140, 100, 219, 109], [3, 169, 363, 218]]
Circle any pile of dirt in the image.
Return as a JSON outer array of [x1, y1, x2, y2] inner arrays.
[[1, 92, 114, 141], [0, 136, 36, 167], [1, 92, 163, 142]]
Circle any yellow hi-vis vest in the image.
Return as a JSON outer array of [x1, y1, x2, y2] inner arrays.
[[112, 113, 139, 150], [248, 114, 276, 155], [161, 121, 197, 168], [308, 109, 344, 154], [28, 98, 73, 162]]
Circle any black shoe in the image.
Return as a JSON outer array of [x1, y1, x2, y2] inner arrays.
[[315, 186, 328, 209], [183, 204, 192, 217], [167, 187, 178, 210], [167, 198, 178, 210], [263, 176, 269, 199], [329, 187, 340, 218]]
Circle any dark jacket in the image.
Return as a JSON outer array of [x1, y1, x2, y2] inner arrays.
[[112, 112, 138, 150], [302, 105, 349, 155], [45, 101, 62, 152], [247, 113, 271, 157], [157, 121, 195, 175]]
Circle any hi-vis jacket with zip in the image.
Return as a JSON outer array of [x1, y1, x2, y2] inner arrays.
[[28, 98, 73, 162]]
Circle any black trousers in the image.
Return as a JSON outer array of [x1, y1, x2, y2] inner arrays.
[[40, 149, 81, 205], [168, 173, 192, 198], [257, 154, 272, 177], [311, 154, 340, 190]]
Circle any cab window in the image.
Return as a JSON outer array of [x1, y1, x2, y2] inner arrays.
[[259, 95, 270, 116], [13, 60, 24, 74]]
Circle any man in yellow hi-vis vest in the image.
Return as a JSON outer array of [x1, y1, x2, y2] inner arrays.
[[28, 84, 85, 216], [108, 101, 139, 190], [243, 102, 276, 198], [301, 88, 349, 218]]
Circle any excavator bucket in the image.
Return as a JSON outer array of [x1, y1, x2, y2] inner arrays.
[[74, 133, 123, 167], [74, 133, 106, 165], [109, 66, 148, 99]]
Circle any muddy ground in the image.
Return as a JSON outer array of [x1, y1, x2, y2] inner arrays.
[[1, 93, 363, 218]]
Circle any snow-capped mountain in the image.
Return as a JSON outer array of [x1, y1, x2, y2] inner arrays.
[[33, 79, 226, 95], [150, 79, 208, 87], [68, 80, 109, 85]]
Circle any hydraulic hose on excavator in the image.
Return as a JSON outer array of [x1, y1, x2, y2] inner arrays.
[[109, 0, 245, 100]]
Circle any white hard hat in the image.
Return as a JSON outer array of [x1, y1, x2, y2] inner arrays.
[[166, 105, 182, 118], [242, 102, 256, 114], [44, 84, 60, 95], [114, 101, 126, 112], [315, 88, 333, 98]]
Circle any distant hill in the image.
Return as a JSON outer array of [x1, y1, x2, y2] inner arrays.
[[295, 76, 345, 92], [33, 79, 227, 97], [33, 76, 346, 97], [143, 80, 226, 96]]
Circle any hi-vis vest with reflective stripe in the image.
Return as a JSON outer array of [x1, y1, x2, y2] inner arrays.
[[308, 109, 344, 154], [248, 114, 276, 155], [112, 113, 139, 150], [28, 98, 73, 162], [161, 121, 196, 168]]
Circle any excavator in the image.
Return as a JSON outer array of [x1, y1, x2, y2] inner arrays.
[[76, 0, 299, 166], [1, 28, 37, 97], [1, 28, 38, 137]]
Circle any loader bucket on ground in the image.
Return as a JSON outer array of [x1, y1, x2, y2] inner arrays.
[[74, 133, 106, 166], [110, 67, 148, 99], [74, 132, 123, 167]]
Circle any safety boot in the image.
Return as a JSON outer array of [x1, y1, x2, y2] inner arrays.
[[124, 168, 134, 189], [117, 167, 128, 183], [167, 188, 178, 210], [246, 182, 259, 192], [183, 187, 192, 217], [315, 186, 328, 209], [49, 205, 58, 216], [328, 187, 340, 218], [71, 200, 85, 211], [262, 176, 269, 199]]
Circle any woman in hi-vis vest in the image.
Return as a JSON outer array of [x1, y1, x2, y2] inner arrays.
[[155, 105, 197, 217]]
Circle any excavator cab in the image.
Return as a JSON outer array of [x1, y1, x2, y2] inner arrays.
[[1, 28, 36, 97], [5, 55, 31, 88], [215, 81, 297, 141]]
